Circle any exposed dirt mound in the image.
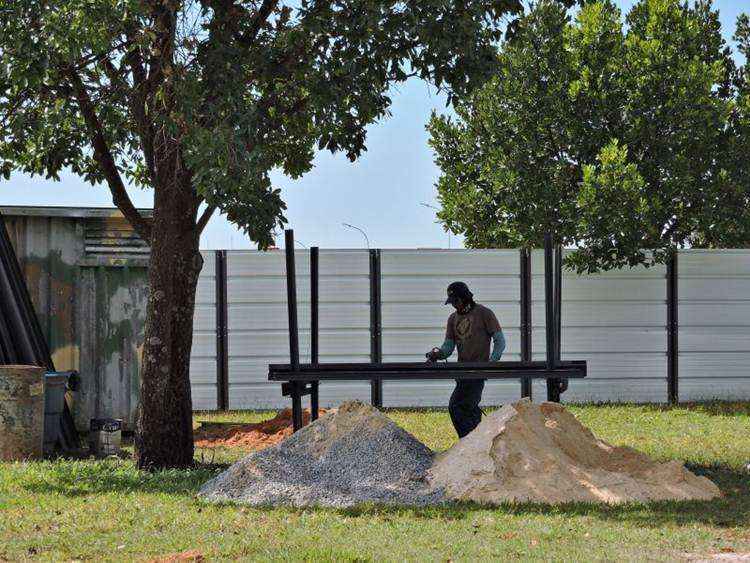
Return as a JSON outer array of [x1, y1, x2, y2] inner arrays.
[[194, 408, 332, 450], [428, 399, 721, 505], [198, 401, 441, 507]]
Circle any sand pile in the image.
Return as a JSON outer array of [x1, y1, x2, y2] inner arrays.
[[194, 408, 333, 450], [198, 401, 441, 507], [199, 399, 720, 508], [428, 399, 721, 505]]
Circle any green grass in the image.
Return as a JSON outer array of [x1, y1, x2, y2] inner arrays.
[[1, 402, 749, 561]]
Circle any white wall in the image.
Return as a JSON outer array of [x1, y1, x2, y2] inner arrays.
[[678, 250, 750, 401], [189, 249, 750, 410]]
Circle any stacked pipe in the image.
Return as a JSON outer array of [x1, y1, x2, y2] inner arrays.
[[0, 211, 80, 452]]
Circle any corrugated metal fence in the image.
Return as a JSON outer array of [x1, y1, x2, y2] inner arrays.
[[194, 248, 750, 410], [4, 207, 749, 423]]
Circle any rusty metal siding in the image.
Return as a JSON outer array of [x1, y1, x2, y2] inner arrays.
[[2, 214, 83, 373], [1, 206, 152, 429], [75, 265, 149, 429]]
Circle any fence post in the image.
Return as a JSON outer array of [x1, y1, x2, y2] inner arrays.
[[667, 252, 679, 404], [215, 250, 229, 411], [310, 247, 320, 420], [519, 248, 532, 399], [369, 249, 383, 407]]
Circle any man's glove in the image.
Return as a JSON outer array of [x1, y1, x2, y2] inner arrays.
[[425, 348, 441, 362]]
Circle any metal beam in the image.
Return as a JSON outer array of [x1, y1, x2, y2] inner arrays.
[[310, 246, 320, 420], [284, 230, 300, 373], [519, 248, 532, 398], [369, 249, 383, 406], [667, 252, 679, 404], [215, 250, 229, 411]]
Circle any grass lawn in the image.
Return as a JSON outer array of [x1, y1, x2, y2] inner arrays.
[[1, 402, 749, 561]]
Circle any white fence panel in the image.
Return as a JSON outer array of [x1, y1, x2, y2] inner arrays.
[[190, 251, 218, 410], [190, 248, 750, 410], [381, 249, 522, 406], [530, 250, 668, 403], [224, 249, 371, 409], [678, 250, 750, 401]]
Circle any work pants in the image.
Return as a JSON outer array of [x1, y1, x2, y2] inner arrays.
[[448, 379, 485, 438]]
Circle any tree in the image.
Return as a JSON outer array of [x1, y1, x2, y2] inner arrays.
[[428, 0, 750, 273], [0, 0, 526, 469]]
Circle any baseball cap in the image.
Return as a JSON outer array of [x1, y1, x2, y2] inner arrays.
[[445, 281, 473, 305]]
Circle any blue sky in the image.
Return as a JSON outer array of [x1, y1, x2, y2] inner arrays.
[[0, 0, 746, 250]]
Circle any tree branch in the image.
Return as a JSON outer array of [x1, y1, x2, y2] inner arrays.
[[65, 66, 152, 242], [196, 205, 217, 234]]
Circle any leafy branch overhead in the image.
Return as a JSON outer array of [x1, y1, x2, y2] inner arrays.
[[0, 0, 527, 247], [429, 0, 750, 273]]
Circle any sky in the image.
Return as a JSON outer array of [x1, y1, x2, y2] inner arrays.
[[0, 0, 746, 250]]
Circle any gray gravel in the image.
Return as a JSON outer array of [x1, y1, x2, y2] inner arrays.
[[198, 401, 445, 508]]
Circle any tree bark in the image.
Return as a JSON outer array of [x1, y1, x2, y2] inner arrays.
[[134, 172, 202, 470]]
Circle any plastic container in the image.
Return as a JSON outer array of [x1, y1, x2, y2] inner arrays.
[[0, 365, 46, 461]]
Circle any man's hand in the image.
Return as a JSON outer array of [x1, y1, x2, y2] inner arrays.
[[425, 348, 442, 362]]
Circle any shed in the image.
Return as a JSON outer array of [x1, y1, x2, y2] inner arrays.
[[1, 206, 152, 430]]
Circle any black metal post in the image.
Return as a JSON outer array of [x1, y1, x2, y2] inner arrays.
[[369, 249, 383, 407], [519, 248, 532, 399], [215, 250, 230, 411], [554, 245, 562, 366], [310, 246, 320, 420], [284, 230, 303, 430], [667, 252, 679, 405], [544, 233, 560, 402]]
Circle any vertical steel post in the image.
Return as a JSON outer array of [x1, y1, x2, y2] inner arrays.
[[667, 252, 679, 405], [554, 244, 562, 366], [215, 250, 229, 411], [519, 248, 533, 399], [310, 246, 320, 420], [369, 249, 383, 407], [544, 233, 560, 402], [284, 230, 303, 430]]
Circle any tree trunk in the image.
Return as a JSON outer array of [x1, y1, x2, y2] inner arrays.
[[134, 179, 202, 470]]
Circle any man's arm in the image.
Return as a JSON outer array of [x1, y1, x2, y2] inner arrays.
[[428, 338, 456, 360], [490, 330, 506, 361]]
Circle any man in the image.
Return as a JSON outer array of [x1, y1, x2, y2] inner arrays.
[[426, 281, 506, 438]]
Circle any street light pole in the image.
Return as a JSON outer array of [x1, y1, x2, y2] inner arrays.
[[420, 202, 451, 249], [342, 222, 370, 250]]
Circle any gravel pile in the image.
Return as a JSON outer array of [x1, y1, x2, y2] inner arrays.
[[198, 401, 444, 508]]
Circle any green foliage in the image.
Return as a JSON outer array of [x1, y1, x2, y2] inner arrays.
[[0, 0, 526, 247], [429, 0, 750, 273]]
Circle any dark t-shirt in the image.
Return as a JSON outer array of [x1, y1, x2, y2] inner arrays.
[[445, 303, 501, 362]]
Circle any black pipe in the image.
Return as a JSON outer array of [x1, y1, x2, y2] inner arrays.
[[215, 250, 229, 411], [554, 244, 562, 366], [310, 246, 319, 420], [284, 230, 300, 373], [667, 253, 679, 404], [369, 249, 383, 406], [519, 248, 532, 399], [544, 233, 562, 402]]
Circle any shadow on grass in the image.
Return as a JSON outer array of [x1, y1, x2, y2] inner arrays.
[[19, 459, 749, 529], [19, 459, 228, 498], [637, 401, 750, 418]]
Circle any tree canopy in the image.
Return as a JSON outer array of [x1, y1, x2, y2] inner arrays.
[[0, 0, 527, 247], [428, 0, 750, 272]]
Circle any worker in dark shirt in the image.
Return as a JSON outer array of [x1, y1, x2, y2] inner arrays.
[[426, 281, 506, 438]]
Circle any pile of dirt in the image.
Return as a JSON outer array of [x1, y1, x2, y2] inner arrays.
[[428, 399, 721, 505], [198, 401, 441, 507], [199, 399, 720, 508], [194, 408, 332, 450]]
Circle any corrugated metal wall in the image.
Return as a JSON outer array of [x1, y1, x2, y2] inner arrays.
[[4, 207, 748, 416], [529, 250, 669, 403], [678, 250, 750, 400], [201, 248, 749, 409], [380, 250, 522, 406]]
